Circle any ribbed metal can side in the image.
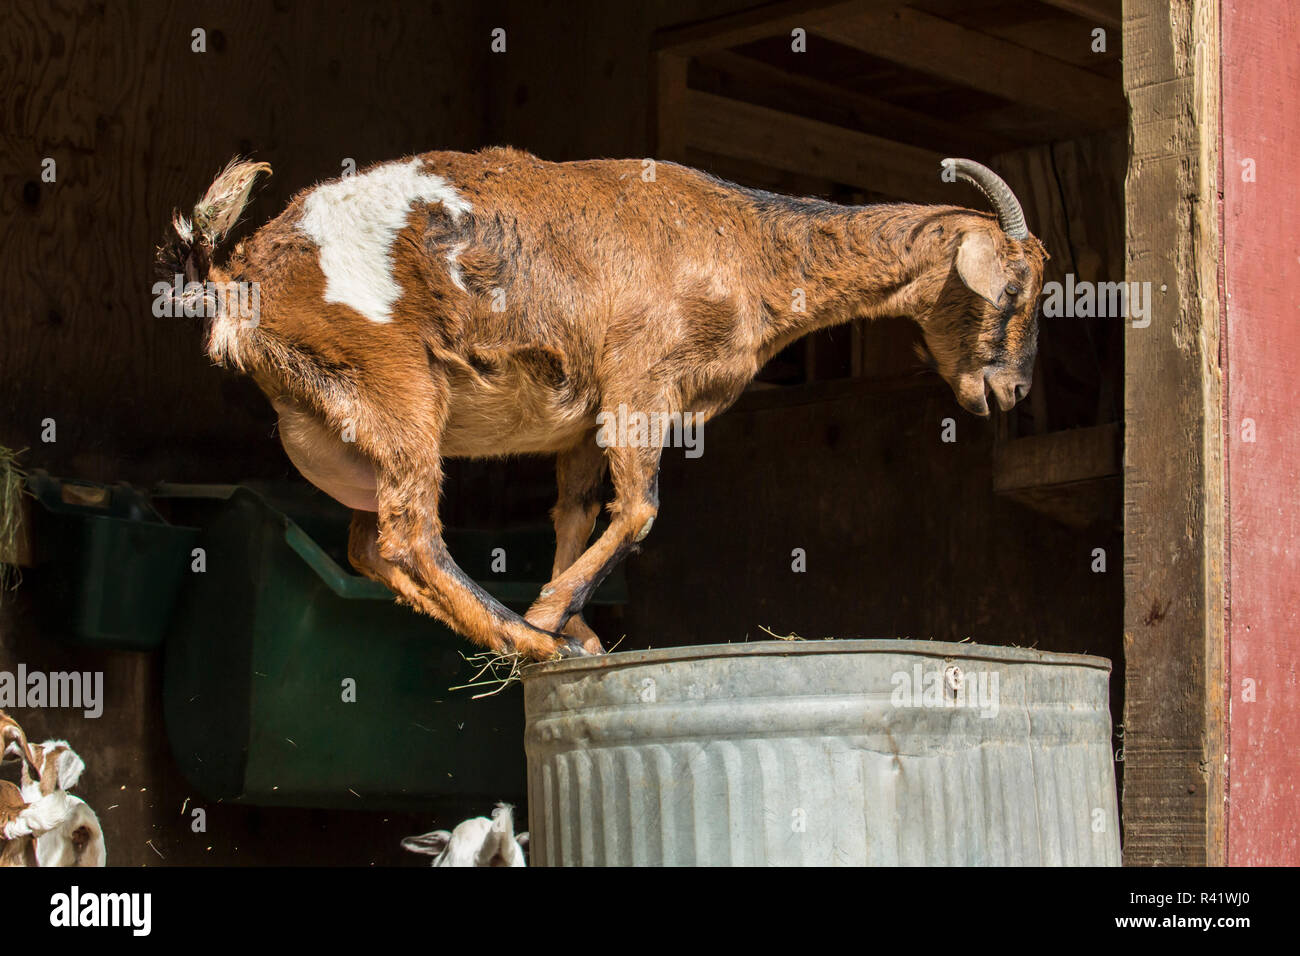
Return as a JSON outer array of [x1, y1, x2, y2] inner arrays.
[[524, 641, 1119, 866]]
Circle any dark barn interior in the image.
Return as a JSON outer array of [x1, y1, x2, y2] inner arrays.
[[0, 0, 1126, 865]]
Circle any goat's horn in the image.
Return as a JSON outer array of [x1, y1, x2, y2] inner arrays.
[[941, 158, 1030, 240]]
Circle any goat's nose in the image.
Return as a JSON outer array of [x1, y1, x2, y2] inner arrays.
[[1014, 382, 1031, 401]]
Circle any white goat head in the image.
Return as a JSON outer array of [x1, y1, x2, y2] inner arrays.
[[402, 803, 528, 867]]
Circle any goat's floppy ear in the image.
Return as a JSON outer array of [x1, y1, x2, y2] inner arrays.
[[45, 744, 85, 792], [955, 231, 1009, 308], [401, 830, 451, 857]]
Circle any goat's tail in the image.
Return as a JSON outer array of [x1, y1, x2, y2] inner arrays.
[[158, 158, 271, 287]]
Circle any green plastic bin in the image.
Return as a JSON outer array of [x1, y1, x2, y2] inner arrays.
[[158, 482, 625, 812], [24, 471, 200, 651]]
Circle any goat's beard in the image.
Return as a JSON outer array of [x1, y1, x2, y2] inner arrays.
[[953, 370, 992, 416], [912, 333, 990, 416]]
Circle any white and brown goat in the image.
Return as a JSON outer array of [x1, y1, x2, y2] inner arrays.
[[402, 802, 528, 867], [0, 711, 106, 867], [160, 150, 1046, 660]]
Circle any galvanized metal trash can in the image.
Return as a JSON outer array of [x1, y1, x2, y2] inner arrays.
[[523, 640, 1120, 866]]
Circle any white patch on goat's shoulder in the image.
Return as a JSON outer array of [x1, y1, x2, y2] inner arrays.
[[445, 242, 468, 292], [298, 159, 472, 323]]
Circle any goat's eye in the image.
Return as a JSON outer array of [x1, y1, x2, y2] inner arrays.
[[1005, 283, 1021, 297]]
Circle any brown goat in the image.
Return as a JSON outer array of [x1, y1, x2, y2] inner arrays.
[[160, 149, 1046, 660]]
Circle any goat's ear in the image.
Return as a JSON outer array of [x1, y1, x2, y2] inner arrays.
[[955, 231, 1009, 308], [51, 746, 85, 792], [401, 830, 451, 857]]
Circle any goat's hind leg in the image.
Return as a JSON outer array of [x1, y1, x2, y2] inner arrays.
[[348, 510, 448, 620], [341, 362, 589, 660], [348, 476, 589, 661]]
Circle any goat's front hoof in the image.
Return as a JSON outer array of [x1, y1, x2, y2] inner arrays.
[[557, 636, 599, 659]]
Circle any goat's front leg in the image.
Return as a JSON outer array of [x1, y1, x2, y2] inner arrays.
[[524, 441, 660, 639], [544, 434, 608, 654], [349, 468, 586, 660]]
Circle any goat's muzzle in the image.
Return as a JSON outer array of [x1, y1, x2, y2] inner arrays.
[[985, 367, 1033, 413]]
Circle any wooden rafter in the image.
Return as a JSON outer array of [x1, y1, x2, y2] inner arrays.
[[1037, 0, 1122, 30], [654, 0, 873, 56], [814, 6, 1125, 129], [696, 49, 1023, 156]]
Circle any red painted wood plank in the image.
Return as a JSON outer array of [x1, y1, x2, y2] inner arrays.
[[1222, 0, 1300, 866]]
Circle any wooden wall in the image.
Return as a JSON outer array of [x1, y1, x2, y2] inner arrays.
[[992, 131, 1127, 435], [627, 379, 1122, 663], [0, 0, 489, 484], [1222, 0, 1300, 866], [486, 0, 759, 160]]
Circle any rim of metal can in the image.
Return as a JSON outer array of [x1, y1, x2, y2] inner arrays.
[[522, 638, 1112, 680]]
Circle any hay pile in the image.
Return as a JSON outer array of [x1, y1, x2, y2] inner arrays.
[[0, 446, 26, 605]]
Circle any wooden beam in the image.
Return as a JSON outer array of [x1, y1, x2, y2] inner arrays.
[[993, 423, 1121, 530], [996, 476, 1120, 531], [697, 49, 1023, 156], [994, 423, 1120, 493], [817, 6, 1125, 130], [1037, 0, 1122, 30], [654, 0, 871, 56], [1121, 0, 1225, 866], [980, 17, 1122, 72], [683, 90, 952, 202]]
